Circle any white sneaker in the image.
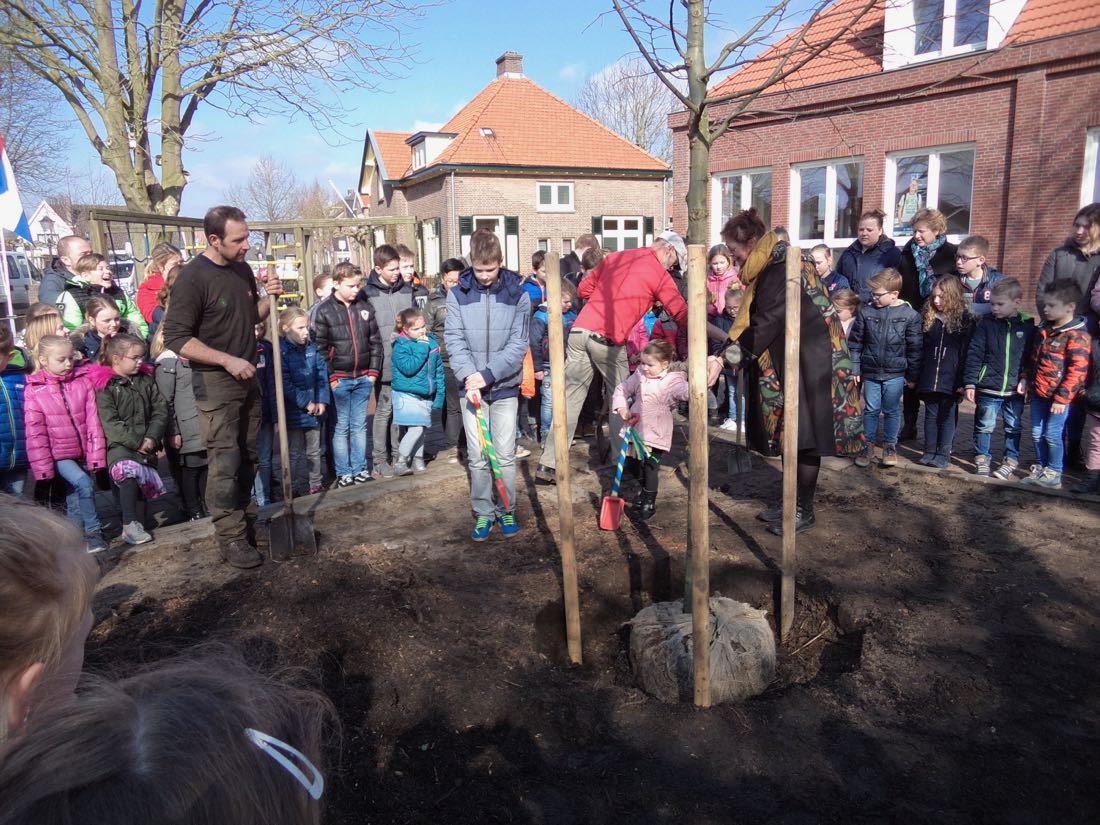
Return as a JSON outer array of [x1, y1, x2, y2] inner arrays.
[[122, 521, 152, 545], [515, 445, 531, 458], [719, 419, 738, 431]]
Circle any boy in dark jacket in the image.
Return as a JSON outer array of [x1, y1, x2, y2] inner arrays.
[[359, 245, 428, 479], [0, 326, 29, 495], [445, 229, 530, 541], [529, 280, 577, 444], [963, 278, 1035, 478], [848, 267, 922, 467], [1020, 279, 1092, 489], [426, 258, 467, 462], [313, 262, 382, 487], [955, 235, 1007, 318]]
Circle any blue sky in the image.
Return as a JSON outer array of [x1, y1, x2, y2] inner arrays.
[[56, 0, 784, 214]]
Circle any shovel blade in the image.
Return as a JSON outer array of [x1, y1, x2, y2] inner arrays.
[[727, 445, 753, 475], [268, 509, 317, 561], [599, 495, 626, 530]]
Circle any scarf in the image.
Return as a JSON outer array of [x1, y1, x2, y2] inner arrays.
[[914, 235, 947, 298], [728, 231, 779, 342]]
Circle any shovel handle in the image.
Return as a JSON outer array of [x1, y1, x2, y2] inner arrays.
[[267, 290, 295, 513], [609, 427, 632, 498]]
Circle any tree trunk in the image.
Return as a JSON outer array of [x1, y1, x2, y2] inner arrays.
[[684, 0, 711, 246]]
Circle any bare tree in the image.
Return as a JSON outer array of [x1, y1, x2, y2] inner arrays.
[[612, 0, 878, 242], [575, 57, 678, 163], [0, 51, 69, 199], [0, 0, 432, 216], [225, 155, 305, 222]]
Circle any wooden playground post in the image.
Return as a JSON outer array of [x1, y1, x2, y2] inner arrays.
[[545, 252, 583, 665], [685, 244, 712, 708], [780, 245, 802, 641]]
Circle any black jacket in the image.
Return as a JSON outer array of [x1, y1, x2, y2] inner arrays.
[[312, 295, 383, 380], [425, 286, 451, 361], [962, 312, 1036, 397], [39, 260, 76, 308], [898, 238, 958, 310], [849, 302, 923, 382], [837, 235, 901, 302], [917, 315, 973, 395], [1036, 241, 1100, 327], [357, 273, 428, 382], [1085, 338, 1100, 411]]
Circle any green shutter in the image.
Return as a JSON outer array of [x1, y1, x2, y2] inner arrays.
[[644, 216, 654, 237], [458, 216, 473, 235], [505, 216, 519, 235], [591, 216, 603, 236]]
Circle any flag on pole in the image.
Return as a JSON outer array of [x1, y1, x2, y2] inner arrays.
[[0, 134, 32, 243]]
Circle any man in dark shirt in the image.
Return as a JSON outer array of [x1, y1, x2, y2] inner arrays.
[[163, 205, 282, 568]]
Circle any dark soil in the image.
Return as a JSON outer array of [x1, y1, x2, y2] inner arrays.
[[86, 449, 1100, 825]]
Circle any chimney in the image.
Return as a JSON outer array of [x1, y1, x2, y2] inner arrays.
[[495, 51, 523, 79]]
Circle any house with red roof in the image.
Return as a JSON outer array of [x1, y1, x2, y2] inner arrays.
[[359, 52, 670, 276], [671, 0, 1100, 298]]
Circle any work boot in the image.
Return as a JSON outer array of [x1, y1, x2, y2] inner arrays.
[[1070, 470, 1100, 494], [767, 499, 816, 535], [221, 540, 263, 569], [637, 490, 657, 521]]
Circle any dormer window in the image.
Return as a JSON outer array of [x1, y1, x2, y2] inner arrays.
[[883, 0, 1022, 71], [412, 142, 426, 170]]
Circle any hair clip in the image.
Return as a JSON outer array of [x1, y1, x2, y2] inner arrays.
[[244, 728, 324, 800]]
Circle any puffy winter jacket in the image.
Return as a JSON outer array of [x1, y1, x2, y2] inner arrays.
[[959, 267, 1006, 318], [1026, 316, 1092, 405], [444, 268, 531, 402], [391, 333, 445, 409], [137, 273, 164, 323], [1036, 241, 1100, 323], [278, 338, 329, 430], [822, 271, 851, 294], [521, 275, 544, 314], [357, 272, 428, 382], [848, 302, 923, 381], [530, 307, 577, 371], [76, 328, 109, 363], [23, 368, 107, 480], [917, 315, 974, 395], [963, 312, 1035, 397], [0, 350, 30, 473], [92, 367, 169, 467], [154, 351, 205, 455], [837, 235, 902, 302], [59, 279, 148, 337], [312, 295, 383, 381], [610, 368, 690, 452]]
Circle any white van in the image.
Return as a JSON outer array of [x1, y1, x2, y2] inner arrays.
[[0, 252, 40, 313]]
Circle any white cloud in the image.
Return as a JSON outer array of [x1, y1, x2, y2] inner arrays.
[[411, 119, 444, 132], [558, 62, 584, 82]]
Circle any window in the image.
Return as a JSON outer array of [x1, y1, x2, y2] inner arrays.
[[562, 238, 574, 255], [411, 142, 426, 170], [537, 238, 549, 252], [712, 169, 772, 241], [790, 159, 864, 245], [1082, 128, 1100, 207], [536, 182, 574, 213], [600, 217, 643, 252], [885, 145, 975, 240], [912, 0, 989, 58]]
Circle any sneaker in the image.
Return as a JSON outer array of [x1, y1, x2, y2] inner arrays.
[[755, 502, 783, 523], [974, 455, 991, 477], [991, 458, 1018, 480], [222, 540, 263, 569], [352, 471, 373, 484], [767, 506, 816, 535], [880, 445, 898, 467], [917, 453, 937, 466], [515, 444, 531, 459], [1020, 464, 1044, 485], [471, 515, 494, 542], [336, 475, 356, 489], [1033, 467, 1062, 489], [122, 520, 153, 546], [498, 512, 520, 537], [309, 485, 324, 495], [373, 463, 395, 480], [86, 534, 108, 554], [393, 456, 413, 477], [411, 457, 426, 474], [719, 419, 738, 431], [854, 446, 872, 468], [930, 453, 951, 469]]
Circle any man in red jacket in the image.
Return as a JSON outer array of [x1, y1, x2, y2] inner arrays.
[[536, 231, 688, 482]]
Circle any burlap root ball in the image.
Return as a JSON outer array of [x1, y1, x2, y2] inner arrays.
[[629, 598, 775, 704]]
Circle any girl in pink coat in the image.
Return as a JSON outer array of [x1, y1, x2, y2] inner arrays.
[[611, 340, 689, 520], [23, 335, 108, 552], [706, 245, 742, 316]]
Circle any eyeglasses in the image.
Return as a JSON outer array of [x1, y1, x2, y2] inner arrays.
[[955, 254, 981, 262], [871, 291, 893, 298], [119, 353, 143, 362]]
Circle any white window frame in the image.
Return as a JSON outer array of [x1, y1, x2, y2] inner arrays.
[[883, 0, 1009, 70], [535, 181, 574, 213], [710, 167, 772, 243], [789, 158, 864, 248], [884, 143, 975, 243], [1081, 127, 1100, 207], [536, 238, 549, 252], [600, 216, 644, 252], [411, 142, 426, 170], [562, 238, 574, 255]]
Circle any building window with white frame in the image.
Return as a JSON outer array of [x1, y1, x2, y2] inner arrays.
[[790, 159, 864, 246], [600, 217, 643, 252], [536, 238, 549, 252], [712, 169, 772, 240], [412, 142, 426, 170], [562, 238, 574, 255], [885, 145, 975, 240], [913, 0, 989, 56], [536, 182, 574, 213], [1082, 128, 1100, 206]]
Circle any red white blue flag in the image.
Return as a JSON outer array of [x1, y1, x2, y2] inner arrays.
[[0, 134, 32, 242]]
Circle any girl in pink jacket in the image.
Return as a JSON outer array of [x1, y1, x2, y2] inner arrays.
[[611, 340, 689, 520], [23, 335, 108, 552], [706, 245, 742, 316]]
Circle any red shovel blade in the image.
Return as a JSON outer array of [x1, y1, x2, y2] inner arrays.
[[599, 494, 626, 530]]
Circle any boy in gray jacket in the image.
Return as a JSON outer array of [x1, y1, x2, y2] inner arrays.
[[444, 230, 530, 541]]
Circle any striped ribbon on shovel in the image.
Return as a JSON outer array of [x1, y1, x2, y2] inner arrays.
[[472, 395, 511, 512]]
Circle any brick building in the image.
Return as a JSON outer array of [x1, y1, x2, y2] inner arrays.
[[358, 52, 670, 275], [670, 0, 1100, 300]]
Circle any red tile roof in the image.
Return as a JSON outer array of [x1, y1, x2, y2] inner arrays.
[[380, 77, 668, 181], [371, 131, 414, 182], [710, 0, 1100, 99]]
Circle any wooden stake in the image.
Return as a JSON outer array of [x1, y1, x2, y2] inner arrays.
[[687, 243, 711, 708], [780, 246, 802, 642], [545, 252, 582, 664]]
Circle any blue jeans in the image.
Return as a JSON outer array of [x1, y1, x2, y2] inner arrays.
[[539, 374, 553, 444], [973, 393, 1024, 461], [254, 421, 274, 505], [462, 395, 517, 518], [725, 371, 743, 422], [55, 459, 100, 536], [0, 469, 25, 496], [331, 375, 372, 477], [862, 376, 905, 446], [1030, 398, 1069, 472]]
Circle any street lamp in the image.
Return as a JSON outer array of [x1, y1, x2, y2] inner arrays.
[[38, 216, 57, 256]]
